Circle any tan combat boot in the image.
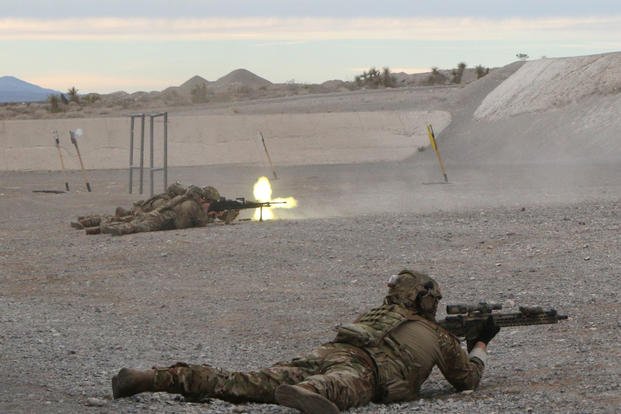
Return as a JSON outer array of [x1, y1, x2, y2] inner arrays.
[[79, 217, 101, 228], [275, 384, 340, 414], [84, 226, 101, 235], [111, 368, 156, 399]]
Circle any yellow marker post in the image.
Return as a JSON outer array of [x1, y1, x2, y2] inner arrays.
[[258, 131, 278, 180], [426, 124, 448, 183]]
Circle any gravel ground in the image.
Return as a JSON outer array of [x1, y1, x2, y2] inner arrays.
[[1, 162, 620, 413]]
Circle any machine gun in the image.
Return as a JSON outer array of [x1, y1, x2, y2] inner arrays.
[[438, 302, 568, 343], [207, 197, 286, 221]]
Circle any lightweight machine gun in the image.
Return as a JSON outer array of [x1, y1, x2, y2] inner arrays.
[[207, 197, 286, 221], [438, 302, 568, 343]]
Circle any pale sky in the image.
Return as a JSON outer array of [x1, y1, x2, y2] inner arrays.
[[2, 1, 621, 93]]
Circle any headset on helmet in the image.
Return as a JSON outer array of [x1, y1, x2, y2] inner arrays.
[[384, 269, 442, 320]]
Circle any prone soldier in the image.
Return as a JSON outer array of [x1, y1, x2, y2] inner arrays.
[[71, 183, 239, 235], [111, 269, 499, 413]]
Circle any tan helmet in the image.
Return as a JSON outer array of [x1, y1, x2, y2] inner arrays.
[[185, 185, 205, 200], [384, 269, 442, 320], [166, 182, 186, 196], [202, 186, 220, 201]]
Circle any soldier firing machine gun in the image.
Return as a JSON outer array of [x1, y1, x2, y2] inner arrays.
[[438, 302, 568, 344], [207, 197, 287, 222]]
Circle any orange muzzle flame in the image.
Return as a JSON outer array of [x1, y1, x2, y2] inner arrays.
[[252, 176, 297, 220]]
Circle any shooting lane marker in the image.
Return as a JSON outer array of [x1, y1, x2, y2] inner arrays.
[[257, 131, 278, 180], [53, 130, 69, 191], [69, 129, 92, 192], [426, 124, 448, 183]]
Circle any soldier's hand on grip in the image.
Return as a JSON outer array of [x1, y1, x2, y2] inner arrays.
[[478, 316, 500, 344], [467, 316, 500, 352]]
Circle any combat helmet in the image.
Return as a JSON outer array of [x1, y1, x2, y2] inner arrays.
[[202, 186, 220, 202], [384, 269, 442, 321], [185, 185, 206, 200], [166, 182, 186, 196]]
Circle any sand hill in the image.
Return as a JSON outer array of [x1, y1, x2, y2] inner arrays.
[[434, 52, 621, 165]]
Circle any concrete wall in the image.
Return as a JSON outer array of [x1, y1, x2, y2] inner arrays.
[[0, 110, 450, 171]]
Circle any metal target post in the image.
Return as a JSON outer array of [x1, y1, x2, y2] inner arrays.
[[149, 112, 168, 197], [128, 113, 146, 194]]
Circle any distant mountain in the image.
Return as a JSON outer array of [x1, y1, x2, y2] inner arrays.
[[179, 75, 210, 90], [213, 69, 272, 88], [0, 76, 61, 103]]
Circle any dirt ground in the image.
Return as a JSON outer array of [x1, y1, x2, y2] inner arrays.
[[1, 160, 620, 413]]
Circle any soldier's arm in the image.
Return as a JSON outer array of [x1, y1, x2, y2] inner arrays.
[[434, 327, 486, 391]]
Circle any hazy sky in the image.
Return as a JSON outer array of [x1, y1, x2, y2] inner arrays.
[[2, 1, 621, 93]]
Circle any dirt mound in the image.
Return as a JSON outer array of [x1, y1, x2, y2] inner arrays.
[[417, 53, 621, 165], [475, 52, 621, 120]]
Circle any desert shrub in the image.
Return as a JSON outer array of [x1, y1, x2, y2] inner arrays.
[[354, 67, 396, 89], [67, 87, 80, 103], [475, 65, 490, 79], [47, 95, 64, 113], [83, 93, 101, 104], [450, 62, 466, 84], [233, 84, 252, 95], [427, 67, 447, 85], [191, 84, 209, 103]]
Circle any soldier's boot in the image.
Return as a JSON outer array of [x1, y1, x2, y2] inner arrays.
[[79, 217, 101, 228], [112, 368, 156, 399], [101, 222, 136, 236], [70, 221, 84, 230], [112, 364, 193, 400], [275, 384, 340, 414], [84, 226, 101, 235]]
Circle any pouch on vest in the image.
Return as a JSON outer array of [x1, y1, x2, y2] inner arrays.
[[334, 323, 384, 348]]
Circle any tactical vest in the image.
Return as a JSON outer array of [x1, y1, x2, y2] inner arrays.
[[333, 304, 431, 403]]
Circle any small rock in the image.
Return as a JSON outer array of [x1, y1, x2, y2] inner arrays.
[[583, 256, 590, 261], [86, 397, 107, 407]]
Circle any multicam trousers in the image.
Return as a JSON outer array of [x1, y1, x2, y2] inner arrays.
[[100, 210, 177, 236], [154, 343, 376, 410]]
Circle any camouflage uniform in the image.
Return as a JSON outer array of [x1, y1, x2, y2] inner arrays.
[[100, 186, 210, 236], [130, 182, 187, 215], [113, 270, 489, 412], [149, 303, 484, 410], [72, 183, 188, 230]]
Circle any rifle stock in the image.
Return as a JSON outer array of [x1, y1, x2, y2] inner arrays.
[[438, 302, 568, 341]]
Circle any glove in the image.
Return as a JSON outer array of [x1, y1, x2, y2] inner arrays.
[[467, 316, 500, 352]]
